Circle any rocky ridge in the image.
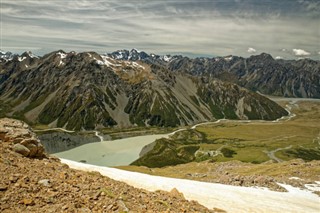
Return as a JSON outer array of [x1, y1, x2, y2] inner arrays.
[[110, 49, 320, 98], [0, 50, 287, 130], [0, 118, 218, 212]]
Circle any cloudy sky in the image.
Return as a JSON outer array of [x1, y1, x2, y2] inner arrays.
[[1, 0, 320, 59]]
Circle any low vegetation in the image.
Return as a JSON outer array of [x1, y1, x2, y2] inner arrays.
[[130, 100, 320, 167]]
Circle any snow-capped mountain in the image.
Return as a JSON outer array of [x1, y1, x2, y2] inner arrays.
[[107, 49, 182, 63], [0, 50, 15, 62], [0, 49, 288, 130]]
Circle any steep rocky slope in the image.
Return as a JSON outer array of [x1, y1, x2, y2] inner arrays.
[[0, 50, 287, 130], [0, 118, 217, 212], [108, 49, 320, 98]]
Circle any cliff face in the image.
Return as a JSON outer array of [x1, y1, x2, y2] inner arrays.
[[0, 50, 288, 130], [38, 132, 100, 154], [0, 118, 216, 212]]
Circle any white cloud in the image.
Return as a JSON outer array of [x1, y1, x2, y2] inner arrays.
[[275, 56, 282, 59], [318, 51, 320, 55], [282, 48, 287, 52], [247, 47, 256, 53], [292, 49, 310, 56]]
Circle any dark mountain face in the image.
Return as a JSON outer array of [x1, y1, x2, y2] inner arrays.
[[0, 50, 288, 130], [167, 53, 320, 98]]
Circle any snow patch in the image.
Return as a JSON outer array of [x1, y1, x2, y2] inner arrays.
[[161, 55, 172, 62], [224, 56, 233, 61], [60, 159, 320, 213], [56, 52, 67, 59], [132, 62, 145, 69], [305, 181, 320, 192], [27, 51, 39, 58], [115, 51, 124, 59], [18, 56, 26, 62], [289, 177, 303, 180], [95, 55, 114, 67], [58, 60, 65, 66]]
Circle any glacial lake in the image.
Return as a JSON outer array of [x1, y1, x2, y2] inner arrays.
[[54, 134, 169, 167]]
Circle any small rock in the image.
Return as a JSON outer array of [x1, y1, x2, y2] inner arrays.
[[9, 176, 19, 183], [117, 200, 129, 212], [59, 172, 68, 179], [19, 198, 35, 206], [38, 179, 51, 187], [170, 188, 185, 199], [106, 204, 113, 210], [93, 191, 101, 200], [112, 205, 119, 211], [62, 204, 69, 210], [0, 185, 8, 191], [234, 175, 241, 181], [12, 144, 30, 157]]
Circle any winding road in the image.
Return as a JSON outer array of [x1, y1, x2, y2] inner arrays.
[[34, 127, 75, 133], [264, 146, 293, 163], [94, 131, 104, 142]]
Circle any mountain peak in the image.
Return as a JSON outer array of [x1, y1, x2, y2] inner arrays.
[[251, 53, 274, 61], [21, 51, 39, 59], [131, 48, 141, 53], [0, 50, 14, 61]]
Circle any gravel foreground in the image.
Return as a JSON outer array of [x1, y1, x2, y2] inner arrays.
[[0, 118, 219, 212], [0, 143, 218, 212]]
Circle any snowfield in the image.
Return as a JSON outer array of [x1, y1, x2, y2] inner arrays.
[[61, 159, 320, 213]]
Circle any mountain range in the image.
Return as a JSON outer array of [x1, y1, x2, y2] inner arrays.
[[0, 49, 310, 130], [107, 49, 320, 99]]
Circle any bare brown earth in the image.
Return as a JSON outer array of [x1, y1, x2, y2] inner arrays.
[[0, 118, 219, 213]]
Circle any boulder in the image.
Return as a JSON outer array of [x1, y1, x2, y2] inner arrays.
[[0, 118, 45, 158]]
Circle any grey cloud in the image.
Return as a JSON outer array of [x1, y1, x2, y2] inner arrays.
[[1, 0, 319, 60]]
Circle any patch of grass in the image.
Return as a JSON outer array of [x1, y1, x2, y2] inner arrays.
[[155, 199, 171, 210], [126, 101, 320, 169], [131, 138, 199, 168], [284, 148, 320, 161], [220, 147, 237, 158], [99, 188, 116, 199]]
